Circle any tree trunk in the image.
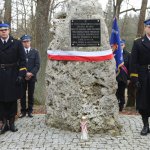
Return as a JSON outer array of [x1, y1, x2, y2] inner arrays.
[[137, 0, 148, 37], [105, 0, 113, 35], [35, 0, 51, 104], [16, 1, 19, 29], [4, 0, 11, 24], [30, 0, 36, 47], [0, 10, 3, 21], [121, 13, 128, 36], [113, 0, 123, 20], [21, 0, 27, 31]]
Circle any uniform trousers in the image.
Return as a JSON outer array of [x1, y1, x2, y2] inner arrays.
[[116, 81, 127, 107], [0, 101, 17, 120], [21, 79, 35, 114], [139, 110, 150, 117]]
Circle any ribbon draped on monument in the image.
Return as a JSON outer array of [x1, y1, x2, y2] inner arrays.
[[47, 50, 113, 62]]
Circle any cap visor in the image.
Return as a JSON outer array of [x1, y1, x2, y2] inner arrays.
[[22, 39, 31, 41], [0, 27, 9, 30]]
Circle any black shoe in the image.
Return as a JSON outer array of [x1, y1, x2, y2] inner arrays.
[[9, 117, 18, 132], [9, 124, 18, 132], [28, 113, 33, 118], [119, 106, 123, 112], [0, 122, 9, 135], [140, 126, 150, 136], [119, 105, 124, 112], [19, 113, 26, 118], [0, 121, 2, 130]]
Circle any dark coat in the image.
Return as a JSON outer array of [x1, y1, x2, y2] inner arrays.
[[25, 48, 40, 81], [130, 35, 150, 111], [0, 36, 26, 102]]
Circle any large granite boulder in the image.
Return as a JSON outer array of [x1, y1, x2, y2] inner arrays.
[[45, 0, 121, 135]]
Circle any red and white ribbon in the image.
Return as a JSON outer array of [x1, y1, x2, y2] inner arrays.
[[47, 49, 113, 62]]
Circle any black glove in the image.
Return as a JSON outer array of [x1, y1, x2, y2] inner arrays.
[[134, 80, 141, 89], [16, 76, 23, 85], [131, 77, 141, 89]]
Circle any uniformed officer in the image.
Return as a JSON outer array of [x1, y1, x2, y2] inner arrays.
[[130, 18, 150, 135], [116, 40, 130, 111], [19, 35, 40, 118], [0, 21, 26, 134]]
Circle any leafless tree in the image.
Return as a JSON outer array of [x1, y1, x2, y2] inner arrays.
[[4, 0, 12, 24], [105, 0, 113, 35], [113, 0, 124, 19], [136, 0, 148, 37], [34, 0, 51, 103]]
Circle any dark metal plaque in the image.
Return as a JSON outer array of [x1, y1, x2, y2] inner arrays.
[[71, 19, 101, 47]]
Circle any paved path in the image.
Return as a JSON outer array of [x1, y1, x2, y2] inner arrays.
[[0, 114, 150, 150]]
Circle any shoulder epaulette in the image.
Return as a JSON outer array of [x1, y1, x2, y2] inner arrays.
[[134, 37, 141, 41], [11, 36, 19, 40], [33, 48, 38, 51]]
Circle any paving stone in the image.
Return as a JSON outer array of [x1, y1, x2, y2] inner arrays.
[[0, 114, 150, 149]]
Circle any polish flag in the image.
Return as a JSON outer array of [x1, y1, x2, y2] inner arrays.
[[47, 49, 113, 62]]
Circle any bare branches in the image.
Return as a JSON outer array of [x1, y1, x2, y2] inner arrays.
[[53, 0, 67, 10], [113, 0, 124, 19], [49, 0, 68, 22], [120, 7, 150, 14], [120, 8, 136, 14]]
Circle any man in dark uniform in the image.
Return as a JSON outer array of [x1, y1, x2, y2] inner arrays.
[[19, 35, 40, 118], [116, 40, 130, 111], [0, 21, 26, 134], [130, 18, 150, 135]]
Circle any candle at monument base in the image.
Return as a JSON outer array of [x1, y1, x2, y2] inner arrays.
[[80, 116, 89, 140]]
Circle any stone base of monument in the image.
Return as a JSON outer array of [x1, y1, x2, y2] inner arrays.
[[45, 60, 122, 136], [45, 0, 122, 136]]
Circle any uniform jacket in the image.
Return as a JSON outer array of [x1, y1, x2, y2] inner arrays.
[[0, 36, 26, 102], [130, 35, 150, 73], [130, 35, 150, 111], [25, 48, 40, 81]]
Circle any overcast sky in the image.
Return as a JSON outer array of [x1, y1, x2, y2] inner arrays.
[[99, 0, 150, 17]]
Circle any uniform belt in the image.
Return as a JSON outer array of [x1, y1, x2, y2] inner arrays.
[[0, 63, 17, 69]]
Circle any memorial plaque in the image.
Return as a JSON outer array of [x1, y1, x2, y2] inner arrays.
[[71, 19, 101, 47]]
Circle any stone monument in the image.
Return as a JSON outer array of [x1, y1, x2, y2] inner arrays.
[[45, 0, 121, 135]]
